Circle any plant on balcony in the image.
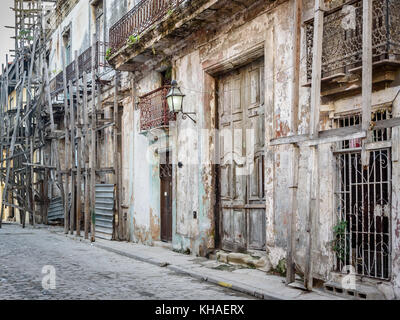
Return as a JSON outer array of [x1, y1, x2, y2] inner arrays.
[[127, 34, 140, 47], [105, 48, 113, 61]]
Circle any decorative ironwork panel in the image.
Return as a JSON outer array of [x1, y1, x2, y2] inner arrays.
[[333, 108, 392, 150], [335, 149, 391, 280], [109, 0, 184, 51], [139, 85, 176, 131], [334, 109, 392, 280], [306, 0, 400, 81]]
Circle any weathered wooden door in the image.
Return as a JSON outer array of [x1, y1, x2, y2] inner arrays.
[[218, 58, 265, 252], [160, 152, 172, 242]]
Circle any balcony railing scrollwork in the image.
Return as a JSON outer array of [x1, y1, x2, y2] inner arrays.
[[306, 0, 400, 82], [139, 85, 176, 132], [109, 0, 184, 52]]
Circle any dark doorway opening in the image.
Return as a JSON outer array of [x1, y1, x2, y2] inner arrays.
[[160, 151, 172, 242]]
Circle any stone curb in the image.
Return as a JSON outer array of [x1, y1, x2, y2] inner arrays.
[[95, 242, 285, 300]]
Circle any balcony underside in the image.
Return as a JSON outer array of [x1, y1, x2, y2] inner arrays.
[[108, 0, 267, 73], [304, 62, 400, 99]]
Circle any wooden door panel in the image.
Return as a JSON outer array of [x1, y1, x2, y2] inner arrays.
[[220, 165, 230, 199], [248, 208, 266, 249], [218, 57, 266, 252], [233, 209, 246, 246], [222, 208, 233, 243], [232, 77, 241, 114]]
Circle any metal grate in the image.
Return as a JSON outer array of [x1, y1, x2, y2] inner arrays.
[[138, 85, 176, 132], [334, 111, 392, 280], [306, 0, 400, 81], [333, 108, 392, 150], [109, 0, 184, 51]]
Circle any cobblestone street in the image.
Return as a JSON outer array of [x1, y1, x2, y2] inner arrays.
[[0, 223, 254, 300]]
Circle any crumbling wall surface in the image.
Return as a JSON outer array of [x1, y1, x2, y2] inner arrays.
[[391, 86, 400, 299], [168, 0, 295, 257], [172, 50, 201, 255], [263, 1, 294, 267], [106, 0, 129, 39], [48, 0, 90, 76], [294, 0, 400, 292], [126, 71, 163, 245]]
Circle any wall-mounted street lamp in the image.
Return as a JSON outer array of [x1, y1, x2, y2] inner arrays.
[[166, 80, 196, 123]]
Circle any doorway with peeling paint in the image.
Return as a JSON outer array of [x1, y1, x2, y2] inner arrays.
[[216, 57, 266, 253]]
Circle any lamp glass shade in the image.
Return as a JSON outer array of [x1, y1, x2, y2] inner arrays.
[[166, 86, 184, 113]]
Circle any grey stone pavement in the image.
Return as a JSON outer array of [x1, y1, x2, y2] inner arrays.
[[0, 223, 342, 300], [0, 223, 254, 300]]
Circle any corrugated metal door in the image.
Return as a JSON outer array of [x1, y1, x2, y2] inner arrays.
[[95, 184, 114, 240], [47, 196, 64, 221], [218, 58, 266, 252]]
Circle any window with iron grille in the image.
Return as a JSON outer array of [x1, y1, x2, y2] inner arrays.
[[334, 109, 392, 280]]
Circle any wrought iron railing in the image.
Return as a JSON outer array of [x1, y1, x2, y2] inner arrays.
[[306, 0, 400, 81], [109, 0, 183, 52], [138, 85, 176, 131], [49, 41, 109, 95]]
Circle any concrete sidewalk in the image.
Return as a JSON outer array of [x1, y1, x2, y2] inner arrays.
[[47, 226, 343, 300]]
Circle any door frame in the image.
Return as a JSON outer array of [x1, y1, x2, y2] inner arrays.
[[202, 44, 266, 252], [159, 150, 173, 242]]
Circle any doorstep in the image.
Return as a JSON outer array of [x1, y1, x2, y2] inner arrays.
[[153, 240, 172, 250]]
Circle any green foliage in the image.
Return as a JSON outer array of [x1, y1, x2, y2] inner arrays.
[[270, 258, 286, 276], [332, 220, 348, 262], [275, 258, 287, 276], [17, 29, 33, 41], [127, 34, 140, 47], [105, 48, 113, 60]]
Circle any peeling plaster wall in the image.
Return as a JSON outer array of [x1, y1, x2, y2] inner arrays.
[[106, 0, 129, 41], [169, 1, 295, 256], [128, 71, 163, 245], [263, 1, 294, 265], [172, 51, 201, 254], [392, 81, 400, 299], [99, 0, 400, 297], [49, 0, 130, 75], [49, 0, 90, 76], [293, 0, 400, 296]]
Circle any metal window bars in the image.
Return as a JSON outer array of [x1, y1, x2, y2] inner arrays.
[[334, 110, 392, 280]]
